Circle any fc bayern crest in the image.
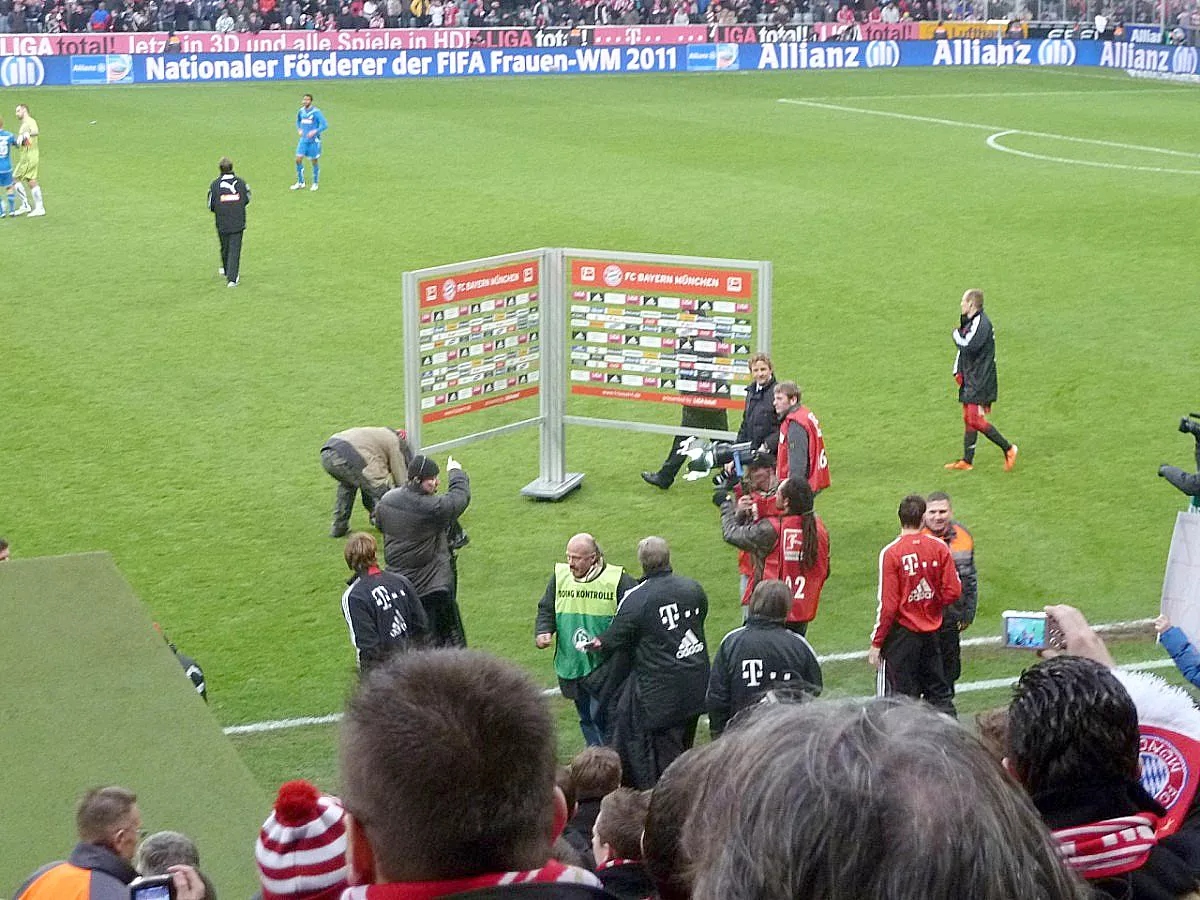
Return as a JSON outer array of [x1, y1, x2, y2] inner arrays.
[[603, 264, 623, 287], [442, 278, 458, 302], [1140, 732, 1189, 811]]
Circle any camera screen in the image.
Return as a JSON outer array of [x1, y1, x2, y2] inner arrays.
[[132, 886, 171, 900], [1005, 615, 1047, 649]]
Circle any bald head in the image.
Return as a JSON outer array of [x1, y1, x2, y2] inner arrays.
[[566, 533, 600, 579]]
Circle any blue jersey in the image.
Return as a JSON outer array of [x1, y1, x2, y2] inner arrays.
[[0, 130, 15, 174], [296, 106, 328, 140]]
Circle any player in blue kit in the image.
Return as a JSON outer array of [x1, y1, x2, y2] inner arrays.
[[291, 93, 328, 192], [0, 117, 19, 217]]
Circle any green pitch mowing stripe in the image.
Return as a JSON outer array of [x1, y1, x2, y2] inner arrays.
[[0, 554, 267, 898]]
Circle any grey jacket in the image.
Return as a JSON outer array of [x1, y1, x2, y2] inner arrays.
[[374, 469, 470, 597]]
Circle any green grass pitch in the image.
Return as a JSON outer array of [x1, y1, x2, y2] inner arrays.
[[2, 66, 1199, 803]]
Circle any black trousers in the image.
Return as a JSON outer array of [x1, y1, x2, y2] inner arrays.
[[419, 587, 467, 648], [882, 625, 955, 717], [614, 701, 699, 789], [218, 229, 243, 283], [935, 617, 962, 690]]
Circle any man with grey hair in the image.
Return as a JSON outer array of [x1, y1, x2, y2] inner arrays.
[[16, 788, 205, 900], [584, 537, 710, 788], [135, 832, 216, 900], [685, 699, 1090, 900]]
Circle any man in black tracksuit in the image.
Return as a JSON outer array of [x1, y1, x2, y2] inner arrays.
[[587, 536, 709, 789], [340, 532, 429, 672], [207, 156, 250, 287], [945, 289, 1018, 472], [706, 579, 822, 737]]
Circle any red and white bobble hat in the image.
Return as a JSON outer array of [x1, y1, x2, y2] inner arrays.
[[256, 780, 349, 900]]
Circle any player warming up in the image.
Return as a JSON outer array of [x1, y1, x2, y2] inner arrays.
[[291, 94, 327, 192], [945, 289, 1017, 472], [13, 104, 43, 217], [0, 117, 18, 217]]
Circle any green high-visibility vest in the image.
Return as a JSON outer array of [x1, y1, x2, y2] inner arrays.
[[553, 562, 624, 681]]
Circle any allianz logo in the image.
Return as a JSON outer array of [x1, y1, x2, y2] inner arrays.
[[865, 40, 900, 67], [1173, 46, 1199, 74], [1, 56, 45, 87], [1037, 38, 1077, 66]]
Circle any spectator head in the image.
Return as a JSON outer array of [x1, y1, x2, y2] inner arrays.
[[898, 494, 926, 530], [975, 706, 1009, 765], [637, 536, 670, 576], [343, 532, 378, 574], [218, 156, 233, 174], [0, 537, 9, 562], [924, 491, 953, 535], [340, 649, 559, 882], [643, 743, 720, 900], [686, 699, 1087, 900], [962, 288, 984, 315], [568, 746, 622, 802], [565, 533, 601, 580], [1006, 655, 1140, 795], [773, 381, 801, 417], [555, 766, 576, 819], [77, 786, 140, 862], [592, 789, 651, 867], [406, 454, 439, 493], [748, 579, 790, 624], [135, 830, 199, 874], [255, 780, 348, 900], [748, 352, 774, 385]]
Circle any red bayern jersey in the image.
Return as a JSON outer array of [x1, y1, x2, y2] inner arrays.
[[742, 514, 830, 623], [870, 531, 962, 647], [733, 483, 782, 576], [777, 405, 831, 493]]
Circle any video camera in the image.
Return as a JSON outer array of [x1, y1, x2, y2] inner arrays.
[[678, 438, 774, 486]]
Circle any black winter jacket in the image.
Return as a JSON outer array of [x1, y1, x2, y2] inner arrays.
[[595, 568, 709, 732], [706, 616, 822, 736], [374, 469, 470, 597], [341, 566, 430, 670], [736, 377, 779, 450], [953, 310, 999, 406]]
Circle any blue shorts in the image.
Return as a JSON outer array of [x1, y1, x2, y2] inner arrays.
[[0, 171, 12, 187], [296, 138, 322, 159]]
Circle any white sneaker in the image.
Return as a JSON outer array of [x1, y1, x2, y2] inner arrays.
[[218, 267, 225, 276], [289, 182, 305, 191], [310, 183, 319, 192], [27, 207, 45, 217], [12, 205, 29, 216], [227, 279, 239, 287]]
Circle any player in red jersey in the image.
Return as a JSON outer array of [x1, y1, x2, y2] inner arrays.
[[867, 494, 962, 716], [773, 381, 830, 494]]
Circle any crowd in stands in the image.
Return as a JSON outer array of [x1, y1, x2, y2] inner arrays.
[[0, 0, 1194, 34], [20, 609, 1200, 900]]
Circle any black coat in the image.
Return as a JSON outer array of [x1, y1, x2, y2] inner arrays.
[[953, 310, 999, 406], [207, 172, 251, 234], [374, 470, 470, 597], [595, 569, 710, 732], [341, 567, 430, 670], [706, 616, 822, 736], [735, 377, 779, 450]]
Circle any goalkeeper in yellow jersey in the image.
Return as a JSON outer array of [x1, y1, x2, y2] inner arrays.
[[13, 103, 44, 218]]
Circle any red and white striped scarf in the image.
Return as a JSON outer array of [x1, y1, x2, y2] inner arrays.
[[341, 860, 601, 900], [1053, 813, 1160, 879]]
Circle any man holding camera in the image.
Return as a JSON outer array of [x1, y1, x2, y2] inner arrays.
[[373, 454, 470, 648], [1160, 414, 1200, 498]]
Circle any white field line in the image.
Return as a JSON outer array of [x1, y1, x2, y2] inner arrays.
[[221, 618, 1160, 735], [986, 128, 1200, 174], [802, 87, 1194, 101], [777, 97, 1200, 160]]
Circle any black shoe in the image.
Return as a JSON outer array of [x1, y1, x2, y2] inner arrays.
[[641, 471, 672, 490], [330, 525, 349, 538]]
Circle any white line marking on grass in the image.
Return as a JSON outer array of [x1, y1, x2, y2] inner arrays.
[[803, 87, 1193, 101], [955, 657, 1177, 695], [778, 98, 1200, 171], [986, 129, 1200, 174], [220, 619, 1161, 735]]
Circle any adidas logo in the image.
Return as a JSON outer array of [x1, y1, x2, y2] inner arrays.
[[676, 629, 705, 659]]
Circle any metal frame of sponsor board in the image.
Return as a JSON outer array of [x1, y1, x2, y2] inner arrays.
[[402, 248, 771, 501]]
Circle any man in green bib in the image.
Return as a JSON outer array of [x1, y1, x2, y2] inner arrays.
[[536, 533, 636, 746]]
